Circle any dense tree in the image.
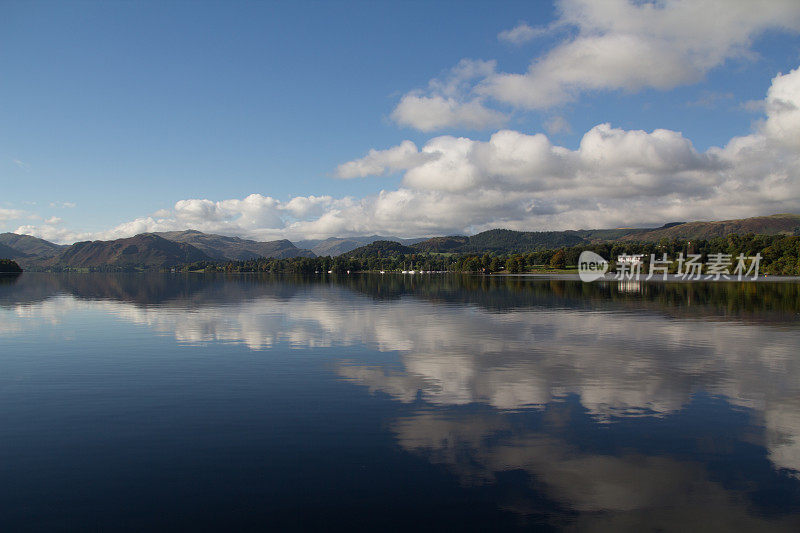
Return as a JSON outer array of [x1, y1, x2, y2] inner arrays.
[[549, 249, 566, 269], [0, 259, 22, 273]]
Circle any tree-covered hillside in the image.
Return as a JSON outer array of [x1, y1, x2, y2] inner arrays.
[[411, 228, 606, 253], [343, 240, 415, 257]]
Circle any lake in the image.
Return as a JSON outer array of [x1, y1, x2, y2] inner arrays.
[[1, 273, 800, 531]]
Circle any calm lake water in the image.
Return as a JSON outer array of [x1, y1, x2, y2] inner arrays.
[[1, 273, 800, 531]]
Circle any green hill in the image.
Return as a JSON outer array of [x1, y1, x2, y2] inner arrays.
[[0, 243, 22, 259], [408, 215, 800, 253], [0, 232, 65, 257], [467, 229, 586, 251], [0, 233, 66, 267], [412, 229, 586, 253], [412, 236, 469, 253], [620, 214, 800, 242], [342, 240, 415, 257], [297, 235, 426, 256]]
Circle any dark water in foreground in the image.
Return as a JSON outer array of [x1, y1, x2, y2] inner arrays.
[[1, 273, 800, 531]]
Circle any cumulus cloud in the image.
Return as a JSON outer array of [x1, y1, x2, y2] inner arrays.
[[281, 195, 336, 218], [344, 125, 718, 197], [15, 65, 800, 244], [13, 224, 94, 244], [763, 65, 800, 148], [335, 141, 436, 178], [0, 208, 24, 221], [389, 59, 508, 131], [495, 0, 800, 108], [391, 95, 507, 132], [498, 22, 544, 45], [335, 67, 800, 233], [394, 0, 800, 129]]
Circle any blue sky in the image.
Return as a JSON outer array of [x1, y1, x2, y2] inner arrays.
[[2, 0, 800, 243]]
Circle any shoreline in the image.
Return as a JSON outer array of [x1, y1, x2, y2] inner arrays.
[[13, 270, 800, 283]]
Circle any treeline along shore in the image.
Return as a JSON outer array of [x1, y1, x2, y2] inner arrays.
[[145, 233, 799, 276]]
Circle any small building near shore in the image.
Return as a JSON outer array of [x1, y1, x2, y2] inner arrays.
[[617, 254, 644, 267]]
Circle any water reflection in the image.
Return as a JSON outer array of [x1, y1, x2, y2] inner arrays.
[[2, 273, 800, 528], [391, 408, 800, 530]]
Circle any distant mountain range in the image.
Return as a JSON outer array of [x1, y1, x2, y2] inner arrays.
[[0, 231, 312, 270], [153, 230, 314, 260], [1, 213, 799, 269]]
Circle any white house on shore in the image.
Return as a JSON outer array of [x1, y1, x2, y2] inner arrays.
[[617, 254, 644, 266]]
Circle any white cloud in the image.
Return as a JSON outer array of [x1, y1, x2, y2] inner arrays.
[[336, 141, 435, 178], [280, 195, 336, 218], [389, 59, 508, 131], [763, 65, 800, 148], [14, 65, 800, 245], [498, 22, 543, 45], [14, 224, 94, 243], [393, 0, 800, 129], [0, 208, 24, 221], [544, 115, 571, 135], [345, 125, 718, 198], [490, 0, 800, 108], [332, 66, 800, 233], [391, 95, 507, 132]]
